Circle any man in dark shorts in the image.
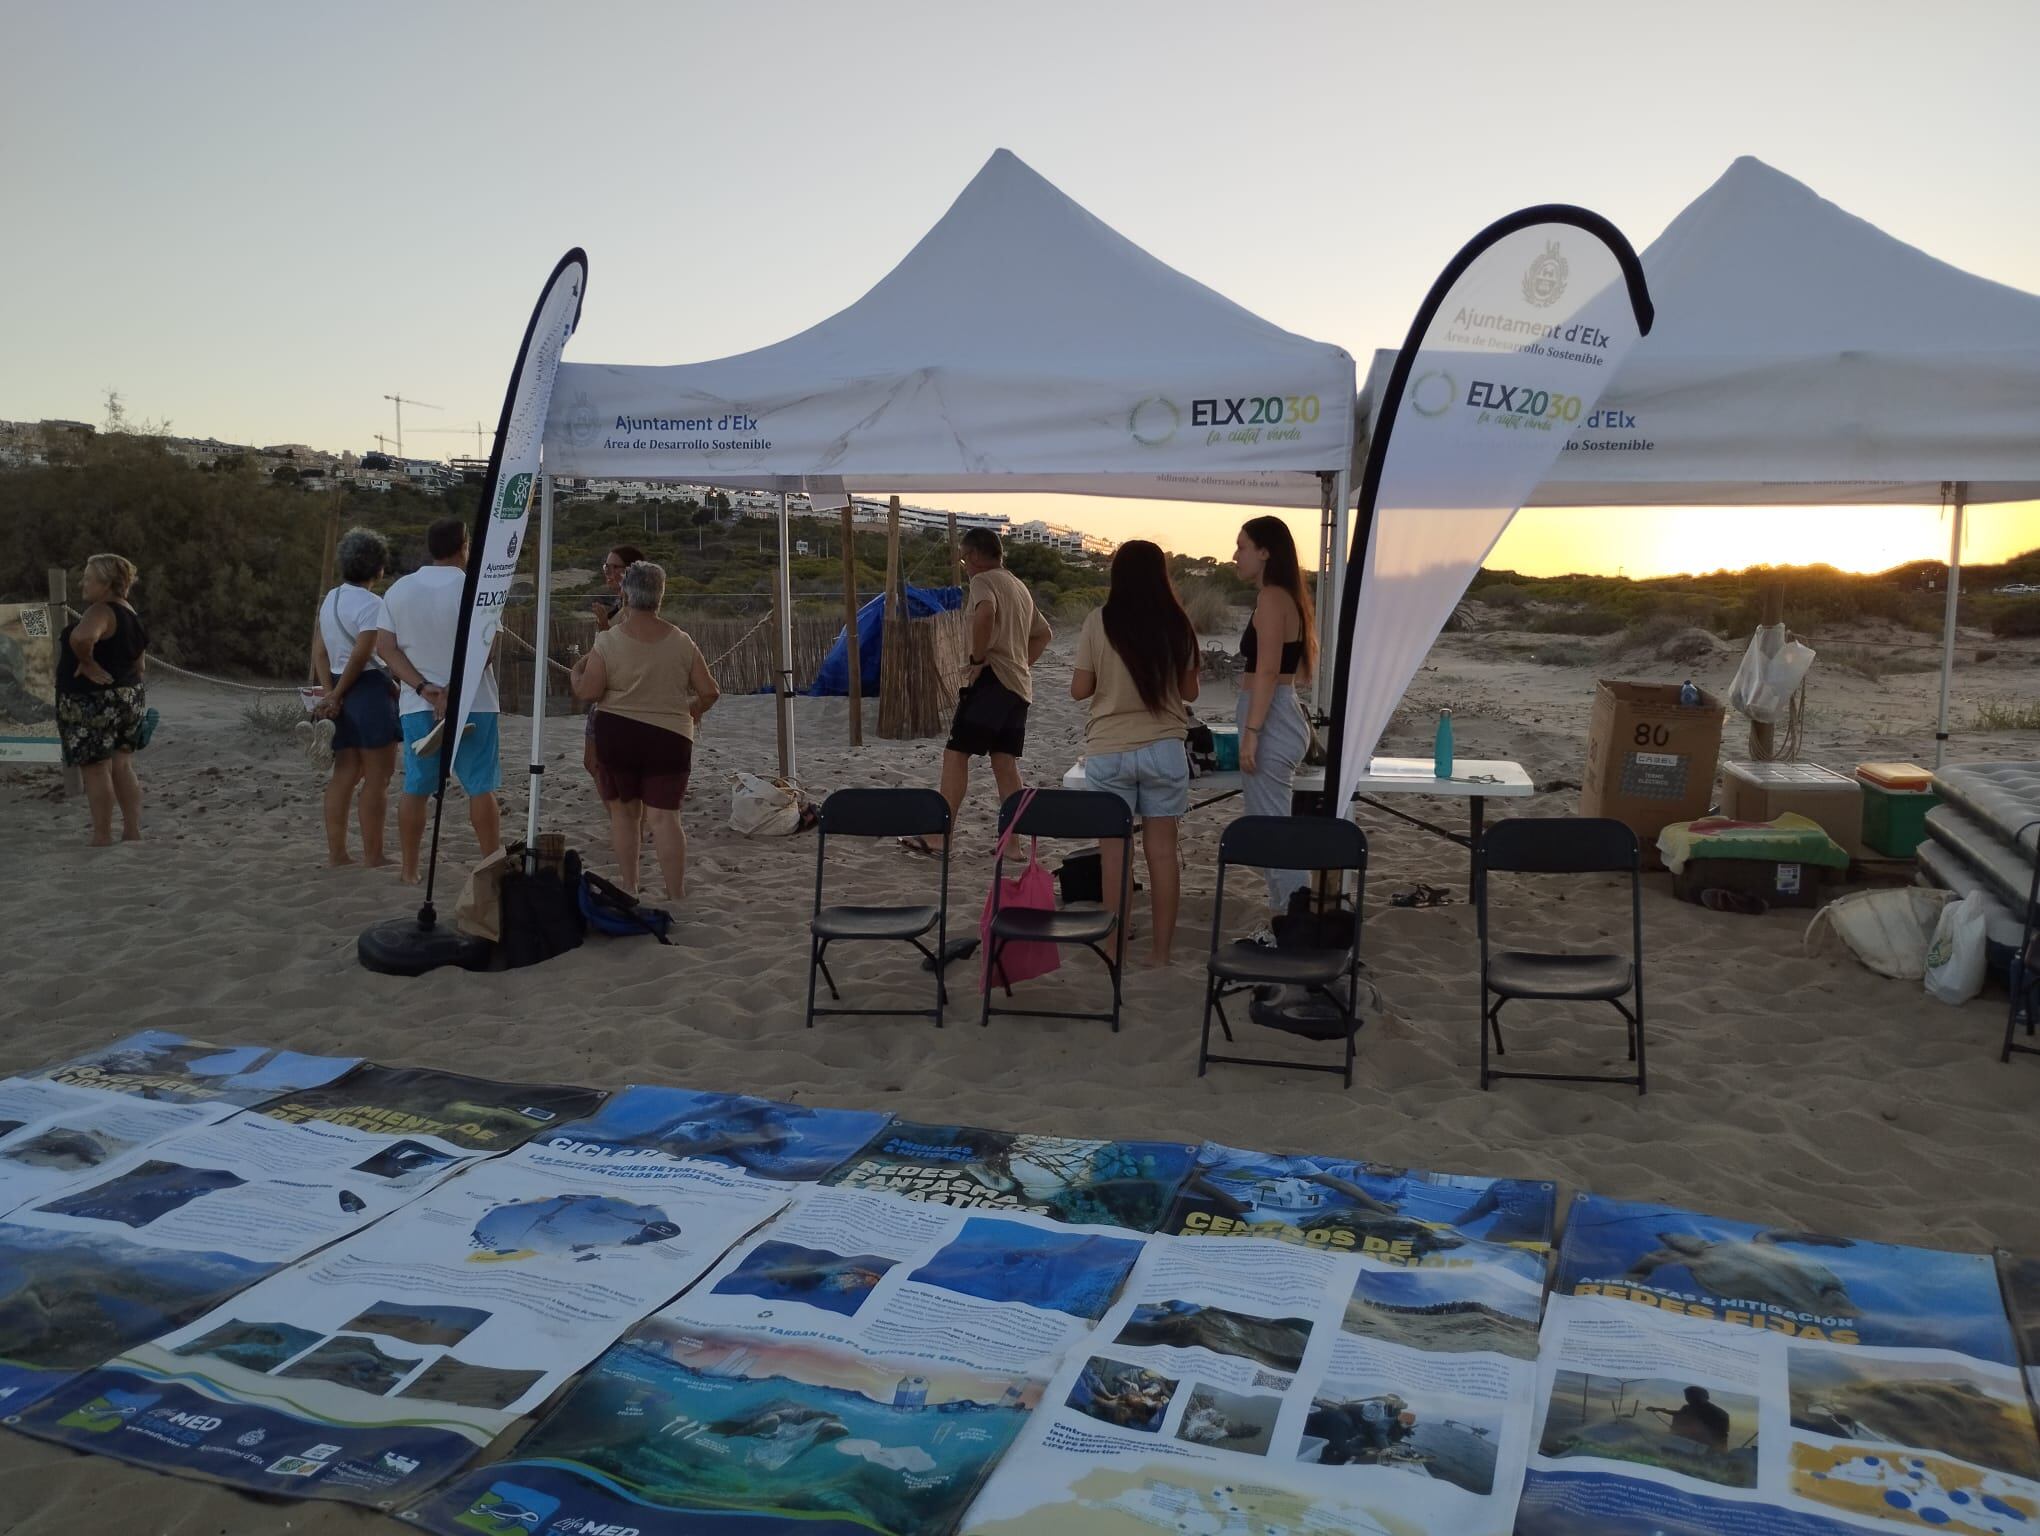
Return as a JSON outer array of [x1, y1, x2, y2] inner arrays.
[[915, 529, 1051, 853]]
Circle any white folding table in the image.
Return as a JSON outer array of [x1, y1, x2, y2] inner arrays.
[[1060, 755, 1536, 898]]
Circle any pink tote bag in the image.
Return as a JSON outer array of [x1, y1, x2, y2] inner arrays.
[[981, 789, 1062, 992]]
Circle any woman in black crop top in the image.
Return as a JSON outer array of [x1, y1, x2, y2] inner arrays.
[[56, 553, 150, 844], [1232, 517, 1319, 918]]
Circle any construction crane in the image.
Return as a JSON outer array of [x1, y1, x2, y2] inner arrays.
[[406, 420, 498, 456], [372, 434, 399, 458], [381, 394, 441, 458]]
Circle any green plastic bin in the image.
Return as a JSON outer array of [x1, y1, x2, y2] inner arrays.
[[1859, 778, 1939, 857]]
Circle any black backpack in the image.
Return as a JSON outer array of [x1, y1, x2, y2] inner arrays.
[[497, 848, 587, 969]]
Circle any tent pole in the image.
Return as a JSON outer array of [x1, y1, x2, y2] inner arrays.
[[523, 472, 554, 865], [840, 503, 862, 748], [1934, 480, 1967, 770], [1312, 471, 1335, 714], [776, 490, 795, 781]]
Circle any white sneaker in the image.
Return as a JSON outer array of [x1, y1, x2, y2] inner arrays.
[[296, 717, 335, 769], [1247, 926, 1278, 949]]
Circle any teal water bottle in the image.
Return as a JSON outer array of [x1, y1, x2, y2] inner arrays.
[[1434, 708, 1454, 779]]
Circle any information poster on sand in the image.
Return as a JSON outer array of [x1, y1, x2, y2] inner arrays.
[[0, 600, 60, 762], [36, 1028, 360, 1107], [411, 1183, 1150, 1534], [0, 1078, 238, 1218], [24, 1093, 790, 1510], [1164, 1140, 1556, 1261], [0, 1062, 599, 1414], [1999, 1250, 2040, 1412], [823, 1121, 1197, 1231], [957, 1229, 1548, 1535], [533, 1084, 891, 1183], [1514, 1194, 2040, 1535]]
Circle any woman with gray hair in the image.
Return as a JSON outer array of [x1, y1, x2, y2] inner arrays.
[[310, 526, 400, 867], [570, 559, 719, 901]]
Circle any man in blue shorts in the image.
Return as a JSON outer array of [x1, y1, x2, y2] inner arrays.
[[376, 517, 501, 883]]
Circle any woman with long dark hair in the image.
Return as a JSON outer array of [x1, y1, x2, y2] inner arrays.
[[1234, 515, 1317, 919], [1071, 540, 1201, 965]]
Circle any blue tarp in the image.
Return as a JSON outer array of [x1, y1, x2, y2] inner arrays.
[[809, 585, 964, 696]]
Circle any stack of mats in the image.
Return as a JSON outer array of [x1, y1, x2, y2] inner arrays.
[[1919, 762, 2040, 948]]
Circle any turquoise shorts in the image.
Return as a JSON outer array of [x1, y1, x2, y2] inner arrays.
[[401, 710, 501, 797], [1085, 737, 1190, 818]]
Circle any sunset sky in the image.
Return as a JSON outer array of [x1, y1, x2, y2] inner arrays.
[[3, 1, 2035, 576]]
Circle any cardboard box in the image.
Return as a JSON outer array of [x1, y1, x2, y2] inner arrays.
[[1721, 760, 1865, 860], [1581, 681, 1725, 869]]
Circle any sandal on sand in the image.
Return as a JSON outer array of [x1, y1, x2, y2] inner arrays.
[[898, 836, 941, 859], [1390, 882, 1454, 909], [1700, 888, 1769, 916]]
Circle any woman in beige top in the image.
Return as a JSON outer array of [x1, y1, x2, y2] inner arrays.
[[1071, 540, 1201, 966], [570, 561, 719, 901]]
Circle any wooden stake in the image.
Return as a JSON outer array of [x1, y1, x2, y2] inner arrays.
[[946, 509, 958, 579], [840, 504, 862, 748], [312, 502, 341, 681], [48, 567, 81, 796]]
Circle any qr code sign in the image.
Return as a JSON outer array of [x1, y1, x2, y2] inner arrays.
[[19, 607, 50, 638]]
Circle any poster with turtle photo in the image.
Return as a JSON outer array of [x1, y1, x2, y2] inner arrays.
[[957, 1224, 1547, 1535], [1163, 1140, 1557, 1261], [19, 1091, 789, 1511], [0, 600, 60, 762], [408, 1184, 1145, 1536], [1517, 1196, 2040, 1534], [820, 1121, 1197, 1231], [0, 1060, 591, 1414]]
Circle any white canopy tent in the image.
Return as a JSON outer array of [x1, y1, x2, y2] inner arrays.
[[1349, 156, 2040, 767], [534, 149, 1358, 796]]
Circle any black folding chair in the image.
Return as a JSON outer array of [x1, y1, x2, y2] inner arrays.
[[805, 788, 950, 1030], [981, 789, 1133, 1031], [1477, 817, 1645, 1093], [2001, 819, 2040, 1064], [1198, 816, 1370, 1087]]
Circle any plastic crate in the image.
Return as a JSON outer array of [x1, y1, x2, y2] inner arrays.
[[1858, 776, 1939, 857]]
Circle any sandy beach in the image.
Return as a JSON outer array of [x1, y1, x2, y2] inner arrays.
[[4, 617, 2040, 1534]]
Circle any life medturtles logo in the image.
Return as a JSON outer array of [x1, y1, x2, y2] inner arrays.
[[1409, 370, 1456, 418], [1521, 240, 1569, 308], [494, 472, 533, 522], [1128, 396, 1180, 447]]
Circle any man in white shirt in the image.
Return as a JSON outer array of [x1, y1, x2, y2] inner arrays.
[[376, 517, 501, 882]]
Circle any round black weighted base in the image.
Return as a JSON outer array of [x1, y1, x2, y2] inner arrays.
[[357, 917, 494, 977]]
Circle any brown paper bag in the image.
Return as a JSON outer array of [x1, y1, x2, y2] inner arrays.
[[453, 847, 510, 942]]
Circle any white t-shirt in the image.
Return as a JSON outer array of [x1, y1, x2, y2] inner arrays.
[[318, 584, 388, 675], [379, 564, 499, 717]]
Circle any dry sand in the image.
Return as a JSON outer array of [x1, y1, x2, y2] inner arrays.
[[4, 617, 2040, 1534]]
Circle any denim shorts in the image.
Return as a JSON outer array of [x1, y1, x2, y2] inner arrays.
[[1085, 737, 1190, 818]]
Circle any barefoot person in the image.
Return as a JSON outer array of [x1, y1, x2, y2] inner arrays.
[[913, 528, 1051, 853], [376, 517, 502, 883], [310, 528, 399, 868], [56, 553, 148, 846], [1072, 541, 1199, 966], [570, 560, 718, 901], [1233, 515, 1317, 927]]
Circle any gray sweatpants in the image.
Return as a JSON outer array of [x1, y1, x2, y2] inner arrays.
[[1237, 683, 1310, 912]]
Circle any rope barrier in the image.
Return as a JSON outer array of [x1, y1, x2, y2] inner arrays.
[[63, 606, 302, 696]]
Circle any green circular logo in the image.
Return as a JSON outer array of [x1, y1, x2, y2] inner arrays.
[[1128, 396, 1180, 447], [1410, 370, 1456, 418]]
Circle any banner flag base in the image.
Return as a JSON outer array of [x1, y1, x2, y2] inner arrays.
[[356, 916, 493, 978]]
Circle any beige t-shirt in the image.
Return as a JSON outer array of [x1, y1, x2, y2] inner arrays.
[[1074, 608, 1191, 754], [968, 566, 1039, 703], [594, 623, 701, 739]]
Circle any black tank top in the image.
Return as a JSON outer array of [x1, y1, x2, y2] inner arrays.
[[1240, 616, 1304, 675], [57, 604, 148, 694]]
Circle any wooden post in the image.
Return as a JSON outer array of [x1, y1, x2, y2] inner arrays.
[[839, 505, 862, 749], [48, 567, 81, 795], [945, 510, 958, 581], [1750, 579, 1786, 761], [878, 497, 907, 739]]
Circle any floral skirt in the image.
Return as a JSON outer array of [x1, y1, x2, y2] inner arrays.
[[57, 683, 147, 767]]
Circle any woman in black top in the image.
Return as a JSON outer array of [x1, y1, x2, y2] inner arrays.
[[56, 553, 149, 844]]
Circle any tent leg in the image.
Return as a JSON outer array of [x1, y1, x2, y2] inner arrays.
[[776, 490, 796, 781], [524, 472, 554, 864], [1312, 471, 1336, 716], [1934, 481, 1966, 771]]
